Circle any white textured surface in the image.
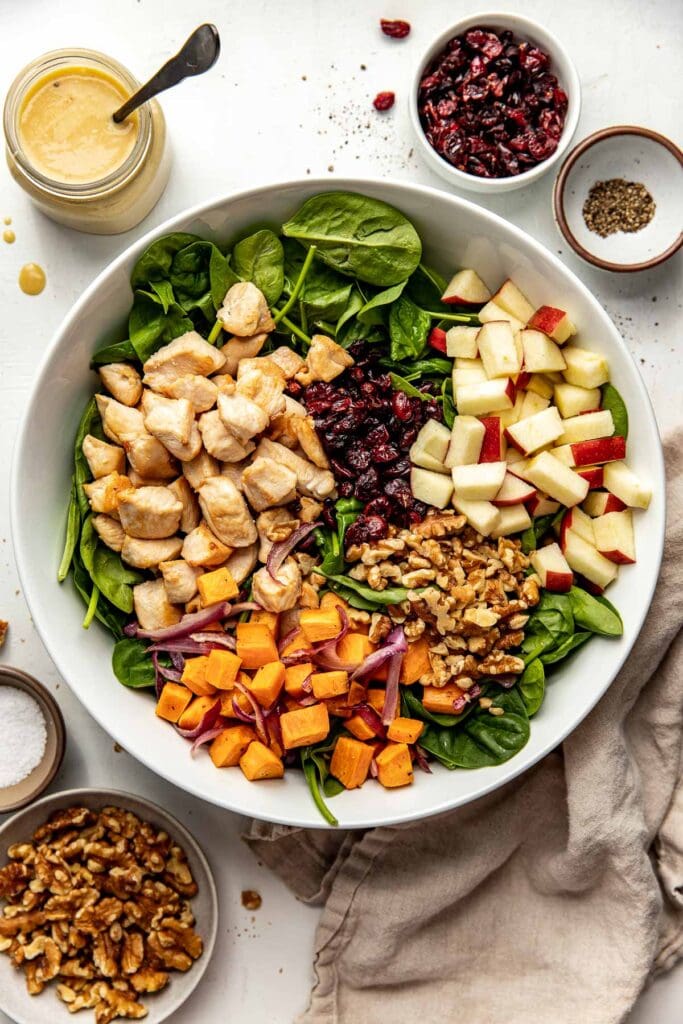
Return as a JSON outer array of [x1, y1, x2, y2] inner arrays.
[[0, 1, 681, 1021]]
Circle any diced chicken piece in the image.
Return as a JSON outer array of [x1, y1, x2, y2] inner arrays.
[[255, 438, 335, 500], [217, 283, 275, 337], [98, 363, 142, 407], [236, 359, 286, 417], [197, 476, 257, 547], [133, 578, 182, 631], [83, 471, 131, 515], [242, 457, 298, 512], [252, 558, 302, 612], [168, 477, 201, 533], [268, 412, 300, 449], [217, 391, 269, 443], [212, 373, 236, 392], [122, 535, 183, 570], [219, 334, 267, 376], [143, 331, 226, 390], [220, 460, 247, 491], [142, 391, 202, 462], [162, 374, 218, 413], [223, 542, 258, 585], [256, 508, 301, 562], [299, 497, 323, 523], [290, 415, 330, 469], [124, 434, 178, 480], [118, 486, 183, 539], [181, 522, 233, 567], [182, 447, 220, 490], [127, 469, 173, 488], [296, 334, 354, 384], [91, 514, 125, 552], [198, 411, 255, 462], [95, 395, 145, 445], [159, 560, 203, 604], [82, 434, 125, 478], [267, 346, 306, 379]]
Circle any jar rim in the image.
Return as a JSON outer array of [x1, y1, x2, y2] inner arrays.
[[3, 48, 153, 199]]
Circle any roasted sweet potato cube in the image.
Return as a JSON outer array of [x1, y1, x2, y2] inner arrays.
[[239, 740, 284, 780], [325, 697, 353, 719], [210, 725, 256, 767], [197, 566, 239, 606], [311, 671, 349, 700], [366, 688, 385, 714], [347, 680, 367, 707], [280, 703, 330, 750], [236, 622, 279, 669], [284, 662, 314, 699], [330, 736, 374, 789], [181, 656, 217, 696], [300, 608, 342, 643], [336, 632, 375, 667], [177, 695, 219, 732], [345, 714, 378, 742], [156, 683, 192, 723], [320, 591, 349, 612], [219, 687, 252, 718], [249, 609, 279, 636], [387, 717, 424, 744], [376, 742, 414, 788], [401, 637, 431, 684], [422, 683, 466, 715], [280, 632, 313, 659], [247, 661, 285, 708], [205, 649, 242, 690]]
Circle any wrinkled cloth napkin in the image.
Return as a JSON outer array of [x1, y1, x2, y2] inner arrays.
[[245, 430, 683, 1024]]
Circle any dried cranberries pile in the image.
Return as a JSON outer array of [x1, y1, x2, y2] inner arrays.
[[294, 342, 440, 545], [418, 26, 568, 178]]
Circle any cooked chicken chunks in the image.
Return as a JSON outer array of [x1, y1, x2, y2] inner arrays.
[[124, 434, 178, 480], [95, 395, 145, 445], [197, 476, 257, 547], [82, 434, 125, 478], [252, 558, 302, 612], [83, 471, 131, 515], [122, 535, 183, 570], [218, 283, 274, 337], [159, 560, 203, 604], [162, 374, 218, 413], [267, 411, 299, 449], [181, 522, 233, 567], [211, 373, 236, 392], [182, 447, 220, 490], [127, 469, 172, 488], [291, 415, 330, 469], [256, 508, 301, 562], [219, 334, 267, 375], [217, 391, 268, 442], [236, 358, 286, 418], [133, 578, 182, 631], [223, 543, 258, 585], [143, 331, 226, 390], [242, 457, 297, 512], [117, 486, 183, 539], [255, 438, 335, 499], [296, 334, 354, 384], [267, 346, 306, 380], [142, 391, 202, 462], [167, 477, 201, 533], [220, 461, 247, 491], [284, 395, 307, 417], [98, 363, 142, 407], [198, 411, 255, 462], [91, 514, 125, 552]]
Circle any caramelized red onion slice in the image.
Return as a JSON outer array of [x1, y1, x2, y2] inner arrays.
[[190, 725, 225, 756], [413, 745, 432, 774], [282, 648, 316, 667], [381, 641, 405, 727], [226, 602, 262, 616], [278, 627, 302, 655], [266, 522, 321, 581], [176, 699, 222, 741], [370, 757, 379, 779], [234, 680, 268, 743], [148, 639, 223, 656], [190, 631, 236, 650], [351, 625, 407, 682], [452, 682, 482, 714], [135, 601, 231, 641], [312, 607, 350, 654], [354, 703, 386, 739]]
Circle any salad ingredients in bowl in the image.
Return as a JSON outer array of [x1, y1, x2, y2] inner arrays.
[[57, 191, 651, 825]]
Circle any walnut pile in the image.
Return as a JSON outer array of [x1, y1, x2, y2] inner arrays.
[[0, 806, 202, 1022], [345, 510, 540, 691]]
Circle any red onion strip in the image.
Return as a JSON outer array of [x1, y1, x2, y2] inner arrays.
[[413, 745, 432, 774], [370, 757, 379, 779], [190, 631, 236, 650], [231, 698, 256, 725], [176, 699, 222, 740], [234, 681, 268, 744], [226, 602, 262, 616], [278, 627, 302, 655], [311, 607, 350, 654], [267, 522, 321, 581], [354, 703, 386, 739], [190, 725, 225, 756], [148, 639, 222, 656], [382, 651, 405, 727], [135, 601, 231, 641], [351, 625, 407, 681]]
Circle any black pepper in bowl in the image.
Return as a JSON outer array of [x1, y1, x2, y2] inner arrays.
[[582, 178, 656, 237]]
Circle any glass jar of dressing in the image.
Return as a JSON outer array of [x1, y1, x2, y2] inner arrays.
[[3, 49, 171, 234]]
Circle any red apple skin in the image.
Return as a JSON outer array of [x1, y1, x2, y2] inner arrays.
[[503, 426, 525, 454], [504, 379, 517, 404], [516, 371, 531, 389], [598, 547, 635, 566], [570, 435, 626, 467], [428, 327, 448, 353], [478, 417, 502, 462], [528, 305, 566, 334], [578, 466, 604, 489], [575, 573, 604, 596], [492, 481, 535, 507], [442, 294, 476, 306], [544, 569, 573, 593], [603, 494, 627, 513]]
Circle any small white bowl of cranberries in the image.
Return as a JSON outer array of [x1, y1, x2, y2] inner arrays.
[[410, 13, 581, 193]]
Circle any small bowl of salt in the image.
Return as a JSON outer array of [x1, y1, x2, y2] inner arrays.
[[0, 667, 65, 813]]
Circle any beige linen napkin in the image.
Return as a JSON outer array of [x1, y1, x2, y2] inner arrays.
[[245, 430, 683, 1024]]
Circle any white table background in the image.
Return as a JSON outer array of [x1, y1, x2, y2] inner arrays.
[[0, 1, 681, 1021]]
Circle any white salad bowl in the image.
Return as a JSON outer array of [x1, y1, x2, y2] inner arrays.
[[11, 178, 665, 829]]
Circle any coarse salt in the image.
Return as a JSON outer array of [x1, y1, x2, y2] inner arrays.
[[0, 686, 47, 788]]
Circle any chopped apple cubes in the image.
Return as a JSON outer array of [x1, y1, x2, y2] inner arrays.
[[592, 510, 636, 564], [410, 467, 454, 509], [530, 543, 573, 592], [520, 330, 567, 373], [477, 321, 522, 379], [446, 325, 479, 358], [602, 461, 652, 509], [444, 415, 485, 468], [561, 346, 609, 389], [451, 461, 507, 501], [441, 268, 491, 305], [506, 406, 564, 455], [562, 529, 618, 589], [451, 496, 500, 535], [455, 378, 515, 416], [524, 451, 590, 507]]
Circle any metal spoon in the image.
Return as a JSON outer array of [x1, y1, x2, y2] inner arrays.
[[112, 24, 220, 124]]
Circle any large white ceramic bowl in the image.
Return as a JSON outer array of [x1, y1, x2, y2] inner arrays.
[[11, 178, 665, 829]]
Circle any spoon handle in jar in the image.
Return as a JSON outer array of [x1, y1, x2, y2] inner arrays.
[[112, 23, 220, 124]]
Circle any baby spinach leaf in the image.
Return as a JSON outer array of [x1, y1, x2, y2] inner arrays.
[[79, 515, 98, 573], [357, 280, 407, 325], [300, 743, 340, 826], [91, 545, 143, 614], [73, 397, 102, 516], [323, 580, 380, 611], [521, 630, 555, 665], [335, 497, 362, 549], [169, 241, 222, 319], [389, 373, 429, 400], [518, 659, 545, 716], [210, 245, 238, 310], [71, 547, 126, 639], [282, 191, 422, 286], [335, 289, 364, 337], [521, 513, 556, 554], [420, 687, 530, 769], [380, 356, 452, 379], [57, 477, 81, 583], [568, 587, 623, 637], [321, 573, 409, 607], [130, 232, 200, 289], [232, 229, 285, 306], [405, 263, 448, 309], [315, 528, 345, 577], [148, 279, 175, 313], [90, 340, 138, 366], [112, 638, 157, 689], [527, 592, 574, 643], [440, 376, 456, 429], [541, 631, 592, 665], [128, 289, 194, 363], [401, 686, 475, 727], [601, 383, 628, 439], [389, 295, 431, 361], [283, 240, 353, 324]]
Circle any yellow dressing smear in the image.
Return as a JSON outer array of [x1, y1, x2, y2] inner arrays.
[[18, 67, 138, 184], [19, 263, 46, 295], [3, 230, 15, 243], [3, 217, 11, 225]]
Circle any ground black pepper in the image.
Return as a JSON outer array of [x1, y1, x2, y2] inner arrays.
[[582, 178, 655, 237]]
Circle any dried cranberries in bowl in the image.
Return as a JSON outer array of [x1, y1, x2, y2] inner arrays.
[[418, 26, 568, 179]]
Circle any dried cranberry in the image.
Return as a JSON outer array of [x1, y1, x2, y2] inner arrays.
[[380, 18, 410, 38], [372, 443, 399, 463], [391, 391, 413, 421], [355, 468, 380, 501], [364, 496, 394, 518], [346, 515, 388, 546], [338, 482, 354, 498], [465, 28, 504, 60], [385, 457, 411, 478], [346, 447, 372, 471], [373, 91, 396, 111]]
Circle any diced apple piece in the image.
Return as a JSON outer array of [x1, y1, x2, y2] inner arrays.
[[498, 391, 525, 430], [428, 326, 448, 353], [519, 391, 550, 420], [409, 450, 450, 474], [553, 382, 601, 418], [577, 465, 604, 489], [602, 462, 652, 509], [559, 506, 595, 547], [444, 416, 485, 468], [561, 436, 626, 468], [526, 492, 560, 517], [452, 358, 487, 388], [526, 374, 555, 400], [441, 269, 491, 305], [507, 454, 534, 482], [528, 305, 576, 344], [506, 406, 564, 455], [563, 529, 618, 589], [525, 451, 590, 507], [478, 300, 525, 333], [446, 325, 479, 359], [552, 445, 576, 466], [477, 321, 522, 379], [414, 420, 452, 462], [558, 410, 614, 445], [493, 473, 536, 506], [520, 329, 567, 373], [492, 279, 535, 325], [451, 461, 507, 501], [530, 543, 574, 592], [592, 510, 636, 564], [562, 346, 609, 389], [451, 496, 500, 536], [582, 491, 627, 517], [515, 370, 531, 390], [410, 467, 454, 509], [478, 416, 503, 462], [491, 504, 532, 538], [455, 379, 515, 416]]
